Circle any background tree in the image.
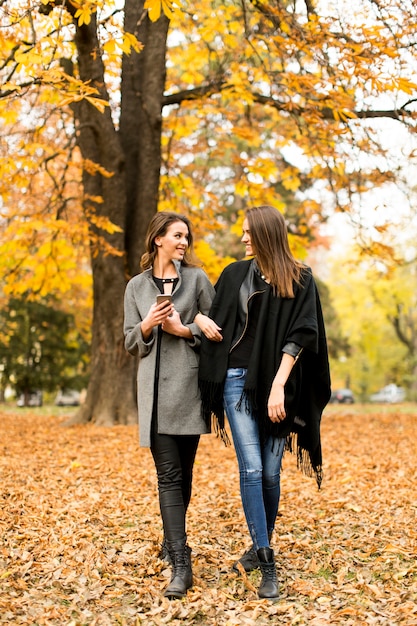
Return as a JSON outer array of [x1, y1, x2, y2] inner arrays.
[[0, 0, 416, 422], [328, 243, 417, 401], [371, 261, 417, 400], [0, 297, 90, 403]]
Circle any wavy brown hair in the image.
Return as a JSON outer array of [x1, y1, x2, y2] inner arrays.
[[140, 212, 199, 271], [246, 205, 303, 298]]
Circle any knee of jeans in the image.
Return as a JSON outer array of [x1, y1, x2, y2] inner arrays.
[[263, 471, 281, 490], [241, 467, 263, 484]]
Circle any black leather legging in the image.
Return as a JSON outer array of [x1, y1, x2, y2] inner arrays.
[[150, 418, 200, 543]]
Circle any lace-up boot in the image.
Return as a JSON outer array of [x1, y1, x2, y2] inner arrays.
[[164, 537, 193, 599], [257, 547, 279, 600], [159, 537, 172, 564], [232, 531, 273, 573], [232, 546, 259, 572]]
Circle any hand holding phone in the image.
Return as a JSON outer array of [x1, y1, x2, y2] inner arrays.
[[156, 294, 173, 305], [156, 294, 174, 320]]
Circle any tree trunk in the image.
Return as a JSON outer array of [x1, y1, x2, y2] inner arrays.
[[67, 2, 168, 424], [120, 2, 169, 275], [388, 302, 417, 402], [69, 13, 134, 425]]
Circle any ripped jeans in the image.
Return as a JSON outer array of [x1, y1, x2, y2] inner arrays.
[[223, 368, 285, 551]]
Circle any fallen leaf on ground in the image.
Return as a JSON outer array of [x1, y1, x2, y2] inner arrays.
[[1, 406, 416, 624]]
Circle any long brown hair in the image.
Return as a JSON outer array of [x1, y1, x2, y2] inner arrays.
[[140, 211, 199, 271], [246, 205, 303, 298]]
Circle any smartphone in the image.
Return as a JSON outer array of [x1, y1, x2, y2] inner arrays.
[[156, 294, 173, 305]]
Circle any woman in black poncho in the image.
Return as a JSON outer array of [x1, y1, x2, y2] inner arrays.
[[196, 205, 331, 600]]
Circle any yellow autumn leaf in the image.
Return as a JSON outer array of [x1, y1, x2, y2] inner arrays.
[[121, 32, 144, 55], [74, 6, 92, 26], [234, 179, 248, 198], [84, 95, 108, 113], [280, 20, 291, 34], [162, 0, 175, 18], [103, 39, 117, 55], [14, 48, 35, 66], [86, 213, 123, 235], [58, 94, 83, 106], [144, 0, 176, 21], [144, 0, 161, 22], [84, 195, 104, 205], [338, 108, 357, 121], [83, 162, 114, 178], [396, 77, 417, 95]]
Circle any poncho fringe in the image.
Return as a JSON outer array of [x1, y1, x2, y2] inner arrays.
[[286, 432, 323, 489], [236, 389, 322, 487], [200, 380, 230, 446], [201, 382, 322, 488], [198, 259, 330, 490]]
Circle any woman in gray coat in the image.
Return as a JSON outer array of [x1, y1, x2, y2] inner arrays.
[[123, 212, 220, 600]]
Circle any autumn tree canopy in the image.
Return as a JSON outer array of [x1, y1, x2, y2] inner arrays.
[[0, 0, 416, 422]]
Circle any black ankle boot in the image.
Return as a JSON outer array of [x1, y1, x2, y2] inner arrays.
[[232, 545, 259, 572], [257, 547, 279, 600], [232, 532, 273, 573], [164, 538, 193, 599], [159, 537, 172, 564]]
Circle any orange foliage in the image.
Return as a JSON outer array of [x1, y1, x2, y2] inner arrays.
[[1, 405, 416, 623], [0, 0, 416, 325]]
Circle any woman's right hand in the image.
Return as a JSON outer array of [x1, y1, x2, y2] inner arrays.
[[194, 313, 223, 342], [141, 300, 174, 339]]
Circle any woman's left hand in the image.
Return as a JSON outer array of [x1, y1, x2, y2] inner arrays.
[[161, 309, 181, 334], [194, 313, 223, 341], [161, 309, 192, 339], [267, 383, 286, 423]]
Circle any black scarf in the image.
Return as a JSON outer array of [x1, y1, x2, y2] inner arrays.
[[198, 259, 331, 487]]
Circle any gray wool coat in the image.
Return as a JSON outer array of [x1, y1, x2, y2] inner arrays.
[[123, 261, 215, 447]]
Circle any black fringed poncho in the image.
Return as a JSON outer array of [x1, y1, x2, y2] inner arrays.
[[198, 259, 331, 488]]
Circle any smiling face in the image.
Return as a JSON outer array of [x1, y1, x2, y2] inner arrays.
[[241, 218, 255, 257], [155, 220, 190, 262]]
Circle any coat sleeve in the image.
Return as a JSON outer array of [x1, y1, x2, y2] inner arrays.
[[197, 271, 216, 314], [185, 270, 216, 347], [123, 280, 156, 357]]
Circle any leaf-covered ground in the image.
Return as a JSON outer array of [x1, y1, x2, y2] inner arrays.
[[1, 405, 416, 625]]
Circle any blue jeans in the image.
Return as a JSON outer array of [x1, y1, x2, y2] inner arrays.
[[223, 368, 285, 551]]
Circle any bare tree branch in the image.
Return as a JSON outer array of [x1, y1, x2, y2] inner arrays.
[[163, 83, 416, 124]]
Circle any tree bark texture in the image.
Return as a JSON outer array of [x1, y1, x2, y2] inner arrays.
[[120, 2, 169, 275], [69, 1, 168, 424]]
